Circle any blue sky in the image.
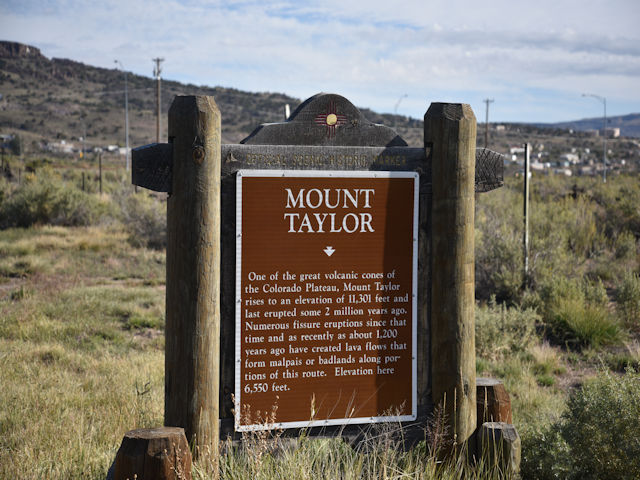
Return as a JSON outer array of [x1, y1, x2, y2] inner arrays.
[[1, 0, 639, 122]]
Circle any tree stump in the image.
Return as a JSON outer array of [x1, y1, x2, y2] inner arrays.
[[477, 377, 512, 424], [479, 422, 521, 475], [113, 427, 192, 480]]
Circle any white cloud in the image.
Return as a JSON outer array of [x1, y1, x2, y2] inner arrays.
[[1, 0, 639, 121]]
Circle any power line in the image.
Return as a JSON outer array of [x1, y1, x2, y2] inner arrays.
[[95, 87, 153, 96]]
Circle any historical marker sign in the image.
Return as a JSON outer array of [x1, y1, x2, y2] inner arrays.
[[132, 93, 505, 450], [235, 170, 418, 431]]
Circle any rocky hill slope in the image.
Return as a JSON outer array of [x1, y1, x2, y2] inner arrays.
[[0, 41, 423, 152], [1, 40, 638, 159]]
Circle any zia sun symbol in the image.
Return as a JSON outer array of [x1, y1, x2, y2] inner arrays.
[[314, 101, 347, 138]]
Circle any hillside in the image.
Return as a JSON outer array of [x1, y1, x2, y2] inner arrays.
[[0, 40, 638, 167], [544, 113, 640, 138], [0, 41, 423, 152]]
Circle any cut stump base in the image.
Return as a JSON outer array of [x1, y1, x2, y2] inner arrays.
[[477, 377, 512, 424], [479, 421, 521, 474], [113, 427, 192, 480]]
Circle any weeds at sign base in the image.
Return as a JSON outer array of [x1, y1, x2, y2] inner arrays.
[[194, 400, 516, 479]]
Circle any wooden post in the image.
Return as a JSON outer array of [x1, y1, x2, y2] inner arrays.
[[99, 153, 103, 195], [426, 103, 477, 445], [82, 171, 85, 192], [476, 377, 512, 424], [113, 427, 192, 480], [165, 96, 221, 459], [479, 422, 521, 474]]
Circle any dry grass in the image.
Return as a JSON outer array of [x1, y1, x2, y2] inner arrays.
[[3, 169, 639, 478], [0, 224, 165, 479]]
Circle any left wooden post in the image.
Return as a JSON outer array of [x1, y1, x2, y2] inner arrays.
[[165, 96, 221, 460]]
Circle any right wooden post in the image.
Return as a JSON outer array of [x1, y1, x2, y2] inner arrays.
[[425, 103, 477, 445]]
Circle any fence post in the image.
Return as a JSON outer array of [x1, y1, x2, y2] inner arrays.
[[425, 103, 477, 446], [165, 96, 221, 461]]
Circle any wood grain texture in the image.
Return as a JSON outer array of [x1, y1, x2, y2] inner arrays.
[[425, 103, 477, 444], [132, 142, 173, 192], [479, 422, 521, 474], [165, 96, 221, 457], [477, 377, 512, 424], [113, 427, 192, 480]]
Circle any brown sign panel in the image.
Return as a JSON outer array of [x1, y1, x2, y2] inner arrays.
[[236, 170, 418, 431]]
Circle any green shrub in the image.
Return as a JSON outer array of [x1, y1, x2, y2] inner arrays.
[[614, 231, 637, 260], [475, 298, 539, 360], [617, 271, 640, 331], [0, 175, 107, 228], [548, 297, 620, 348], [521, 425, 572, 480], [540, 276, 608, 311], [562, 369, 640, 479], [595, 181, 640, 241], [475, 185, 524, 303], [604, 345, 640, 372], [539, 276, 620, 348], [117, 189, 166, 249], [522, 368, 640, 480]]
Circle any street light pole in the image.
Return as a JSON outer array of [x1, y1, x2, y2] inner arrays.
[[582, 93, 607, 183], [393, 94, 407, 129], [115, 60, 130, 171], [153, 58, 164, 143], [483, 98, 494, 148]]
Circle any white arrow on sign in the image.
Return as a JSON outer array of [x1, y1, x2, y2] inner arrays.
[[323, 246, 335, 257]]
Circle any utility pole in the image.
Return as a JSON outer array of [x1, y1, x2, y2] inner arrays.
[[153, 58, 165, 143], [114, 60, 130, 171], [483, 98, 494, 148], [523, 143, 530, 286]]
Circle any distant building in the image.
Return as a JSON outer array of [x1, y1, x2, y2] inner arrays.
[[46, 140, 74, 154], [495, 125, 506, 132], [560, 153, 580, 164], [530, 161, 546, 171], [604, 128, 620, 138]]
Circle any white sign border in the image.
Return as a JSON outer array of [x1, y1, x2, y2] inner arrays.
[[235, 169, 419, 432]]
